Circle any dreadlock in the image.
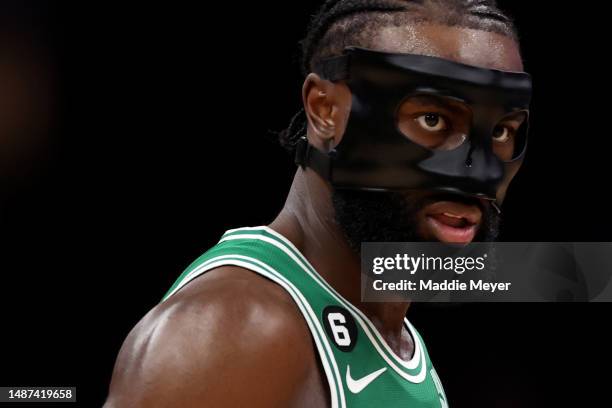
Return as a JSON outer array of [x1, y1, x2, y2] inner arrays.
[[277, 0, 518, 153]]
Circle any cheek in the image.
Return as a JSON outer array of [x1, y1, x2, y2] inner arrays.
[[339, 104, 352, 134], [332, 108, 352, 150], [333, 85, 353, 146]]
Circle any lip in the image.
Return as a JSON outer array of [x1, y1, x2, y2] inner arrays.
[[425, 216, 478, 243], [422, 200, 483, 244]]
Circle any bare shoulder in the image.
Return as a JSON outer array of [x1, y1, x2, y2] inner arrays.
[[104, 266, 316, 408]]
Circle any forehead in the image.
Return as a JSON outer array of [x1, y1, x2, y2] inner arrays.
[[372, 23, 524, 72]]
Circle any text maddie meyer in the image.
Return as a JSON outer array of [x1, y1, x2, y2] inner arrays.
[[373, 279, 512, 293]]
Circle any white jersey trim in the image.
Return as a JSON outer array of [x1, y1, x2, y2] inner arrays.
[[219, 229, 427, 384]]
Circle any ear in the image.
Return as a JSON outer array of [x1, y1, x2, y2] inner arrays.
[[302, 73, 351, 152]]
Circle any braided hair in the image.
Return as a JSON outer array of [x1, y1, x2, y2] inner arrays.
[[278, 0, 518, 153]]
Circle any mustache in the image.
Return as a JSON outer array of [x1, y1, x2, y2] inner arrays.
[[406, 191, 489, 215], [405, 190, 501, 242], [331, 188, 501, 251]]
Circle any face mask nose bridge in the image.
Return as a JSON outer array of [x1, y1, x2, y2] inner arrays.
[[464, 113, 497, 168]]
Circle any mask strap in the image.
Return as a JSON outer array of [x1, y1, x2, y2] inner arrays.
[[294, 136, 335, 181], [313, 55, 350, 81]]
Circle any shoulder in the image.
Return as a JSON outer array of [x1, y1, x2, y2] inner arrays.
[[105, 265, 316, 408]]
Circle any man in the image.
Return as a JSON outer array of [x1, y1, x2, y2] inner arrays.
[[105, 0, 531, 406]]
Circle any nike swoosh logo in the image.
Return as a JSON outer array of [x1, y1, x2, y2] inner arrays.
[[345, 365, 387, 394]]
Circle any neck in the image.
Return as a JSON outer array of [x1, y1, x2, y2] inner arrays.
[[269, 168, 410, 344]]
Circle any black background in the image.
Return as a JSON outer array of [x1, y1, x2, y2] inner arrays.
[[0, 1, 610, 407]]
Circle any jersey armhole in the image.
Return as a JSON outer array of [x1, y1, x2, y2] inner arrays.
[[163, 256, 346, 408]]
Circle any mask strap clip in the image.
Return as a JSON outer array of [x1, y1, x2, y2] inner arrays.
[[294, 136, 334, 181]]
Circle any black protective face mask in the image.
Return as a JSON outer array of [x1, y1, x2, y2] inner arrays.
[[295, 46, 532, 211]]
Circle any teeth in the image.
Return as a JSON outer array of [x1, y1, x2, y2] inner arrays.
[[443, 212, 463, 219]]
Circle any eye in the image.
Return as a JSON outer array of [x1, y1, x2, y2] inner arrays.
[[492, 125, 512, 143], [415, 113, 447, 132]]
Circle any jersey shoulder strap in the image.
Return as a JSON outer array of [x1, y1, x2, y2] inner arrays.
[[162, 226, 347, 408]]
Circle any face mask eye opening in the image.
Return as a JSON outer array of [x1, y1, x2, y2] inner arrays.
[[394, 93, 472, 153], [493, 109, 530, 163]]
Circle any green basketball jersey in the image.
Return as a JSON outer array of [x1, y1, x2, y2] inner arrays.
[[163, 226, 448, 408]]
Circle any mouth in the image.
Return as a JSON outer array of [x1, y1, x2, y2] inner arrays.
[[421, 200, 483, 244]]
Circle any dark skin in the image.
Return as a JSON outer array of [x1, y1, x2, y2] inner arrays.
[[105, 24, 523, 408]]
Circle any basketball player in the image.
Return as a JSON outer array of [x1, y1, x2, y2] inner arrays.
[[105, 1, 531, 406]]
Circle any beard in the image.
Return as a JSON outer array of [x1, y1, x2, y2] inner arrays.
[[331, 189, 500, 254]]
